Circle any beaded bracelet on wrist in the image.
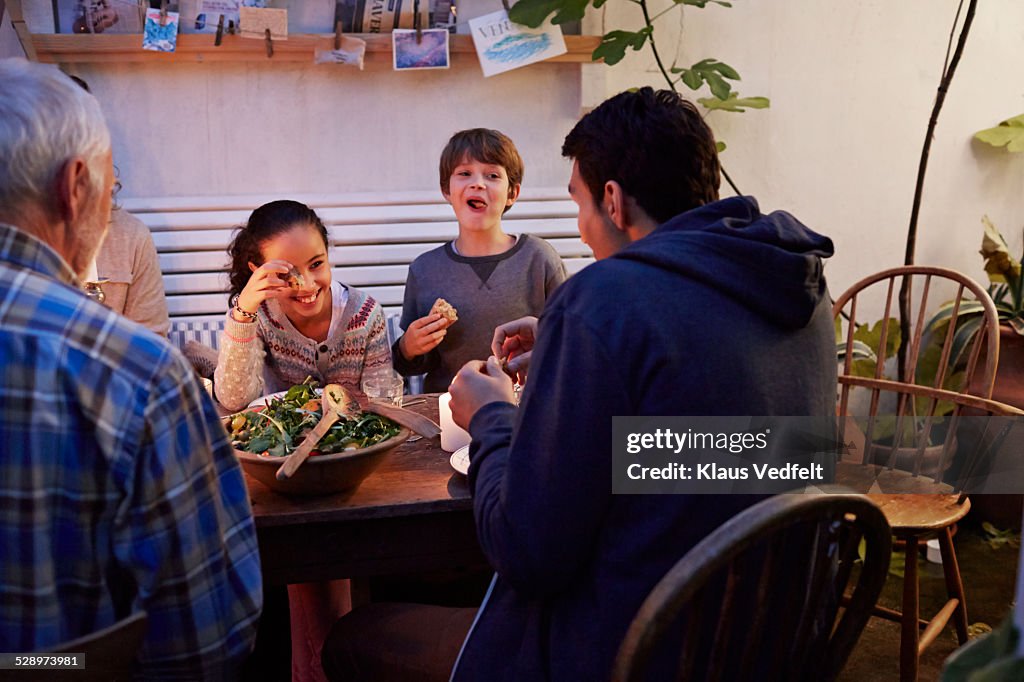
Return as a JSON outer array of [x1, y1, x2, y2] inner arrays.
[[233, 305, 258, 322], [230, 295, 258, 322]]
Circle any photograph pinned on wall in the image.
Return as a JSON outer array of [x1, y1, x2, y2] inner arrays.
[[56, 0, 145, 34], [142, 8, 180, 51], [314, 35, 368, 69], [239, 6, 288, 40], [469, 8, 566, 77], [178, 0, 244, 34], [392, 28, 450, 71]]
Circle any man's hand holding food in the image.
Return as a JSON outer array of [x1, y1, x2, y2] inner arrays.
[[449, 357, 516, 430], [491, 315, 538, 384]]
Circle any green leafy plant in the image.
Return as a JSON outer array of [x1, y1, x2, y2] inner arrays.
[[507, 0, 768, 190], [835, 317, 957, 445], [980, 216, 1024, 334], [941, 617, 1024, 681], [981, 521, 1021, 551], [974, 113, 1024, 152], [922, 217, 1024, 382]]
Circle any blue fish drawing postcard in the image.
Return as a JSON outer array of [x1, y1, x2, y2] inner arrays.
[[469, 9, 566, 78], [143, 8, 179, 52]]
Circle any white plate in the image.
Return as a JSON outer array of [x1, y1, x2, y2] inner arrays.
[[450, 445, 470, 475], [246, 388, 320, 410]]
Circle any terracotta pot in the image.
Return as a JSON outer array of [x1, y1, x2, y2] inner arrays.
[[967, 324, 1024, 529], [990, 325, 1024, 409]]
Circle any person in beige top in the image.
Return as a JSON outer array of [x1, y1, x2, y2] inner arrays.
[[94, 207, 170, 337], [66, 74, 169, 337]]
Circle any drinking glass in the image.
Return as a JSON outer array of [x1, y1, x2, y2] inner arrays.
[[362, 369, 404, 407]]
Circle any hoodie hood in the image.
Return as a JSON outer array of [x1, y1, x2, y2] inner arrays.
[[615, 196, 834, 330]]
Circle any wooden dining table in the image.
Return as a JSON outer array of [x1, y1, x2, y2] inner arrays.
[[242, 393, 488, 586]]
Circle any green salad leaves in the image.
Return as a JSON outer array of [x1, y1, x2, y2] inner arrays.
[[226, 381, 401, 457]]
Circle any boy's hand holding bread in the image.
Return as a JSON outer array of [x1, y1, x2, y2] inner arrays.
[[399, 298, 458, 360]]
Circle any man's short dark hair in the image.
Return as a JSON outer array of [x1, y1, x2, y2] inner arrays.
[[562, 87, 721, 224]]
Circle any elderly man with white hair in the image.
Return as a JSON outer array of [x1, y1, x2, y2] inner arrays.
[[0, 59, 262, 679]]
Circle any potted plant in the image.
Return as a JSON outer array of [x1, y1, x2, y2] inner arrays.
[[921, 218, 1024, 406], [836, 317, 959, 475]]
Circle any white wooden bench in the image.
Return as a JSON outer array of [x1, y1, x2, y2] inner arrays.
[[121, 188, 591, 351]]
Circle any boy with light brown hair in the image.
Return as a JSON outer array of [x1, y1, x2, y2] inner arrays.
[[393, 127, 566, 393]]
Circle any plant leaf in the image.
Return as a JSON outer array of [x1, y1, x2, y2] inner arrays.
[[679, 69, 703, 90], [675, 58, 743, 99], [507, 0, 590, 27], [836, 339, 877, 363], [715, 140, 727, 153], [853, 319, 901, 362], [592, 29, 650, 65], [980, 216, 1022, 284], [705, 72, 732, 100], [698, 93, 771, 112], [974, 113, 1024, 152], [676, 0, 732, 6]]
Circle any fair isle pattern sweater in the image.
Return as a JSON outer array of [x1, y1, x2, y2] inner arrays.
[[214, 285, 391, 412]]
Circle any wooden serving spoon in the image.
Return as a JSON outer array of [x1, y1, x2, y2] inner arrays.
[[276, 384, 356, 481]]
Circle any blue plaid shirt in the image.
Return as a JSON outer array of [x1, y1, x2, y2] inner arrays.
[[0, 224, 262, 679]]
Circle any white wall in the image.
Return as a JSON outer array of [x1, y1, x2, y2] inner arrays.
[[2, 1, 1023, 297], [601, 0, 1024, 295], [73, 59, 583, 199]]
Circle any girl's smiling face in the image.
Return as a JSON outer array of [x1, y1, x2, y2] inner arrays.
[[444, 156, 520, 233], [257, 223, 332, 325]]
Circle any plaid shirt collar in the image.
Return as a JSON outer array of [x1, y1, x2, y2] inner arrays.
[[0, 222, 79, 287]]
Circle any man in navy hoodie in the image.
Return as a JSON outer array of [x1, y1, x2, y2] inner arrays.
[[322, 88, 837, 681]]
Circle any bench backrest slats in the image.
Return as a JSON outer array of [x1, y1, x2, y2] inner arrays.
[[131, 189, 590, 342]]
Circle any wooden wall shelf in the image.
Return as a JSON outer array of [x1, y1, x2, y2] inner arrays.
[[18, 32, 601, 64]]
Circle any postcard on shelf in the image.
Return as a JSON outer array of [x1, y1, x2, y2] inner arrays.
[[142, 8, 180, 52], [279, 0, 335, 33], [469, 9, 566, 77], [392, 29, 449, 71], [314, 35, 368, 69], [334, 0, 429, 33], [239, 6, 288, 39], [56, 0, 145, 34], [178, 0, 242, 34]]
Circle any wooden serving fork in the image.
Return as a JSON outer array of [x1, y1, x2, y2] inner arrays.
[[276, 384, 356, 481]]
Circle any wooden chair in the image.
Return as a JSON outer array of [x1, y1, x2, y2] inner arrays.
[[10, 611, 149, 682], [833, 265, 1024, 681], [611, 494, 892, 682]]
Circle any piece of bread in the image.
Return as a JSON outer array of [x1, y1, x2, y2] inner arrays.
[[430, 298, 458, 326], [285, 264, 305, 290]]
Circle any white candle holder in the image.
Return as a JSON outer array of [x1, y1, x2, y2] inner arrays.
[[438, 392, 471, 452]]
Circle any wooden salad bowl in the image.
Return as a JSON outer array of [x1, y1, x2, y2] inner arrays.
[[233, 428, 411, 497]]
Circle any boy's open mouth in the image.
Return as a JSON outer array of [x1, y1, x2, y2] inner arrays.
[[467, 198, 487, 210]]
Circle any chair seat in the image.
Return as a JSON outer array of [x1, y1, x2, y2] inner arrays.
[[867, 494, 970, 533], [835, 461, 970, 531]]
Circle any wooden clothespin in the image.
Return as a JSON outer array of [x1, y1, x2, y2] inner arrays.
[[413, 0, 422, 43], [334, 20, 343, 50], [265, 28, 274, 57], [215, 14, 225, 46], [159, 0, 168, 26]]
